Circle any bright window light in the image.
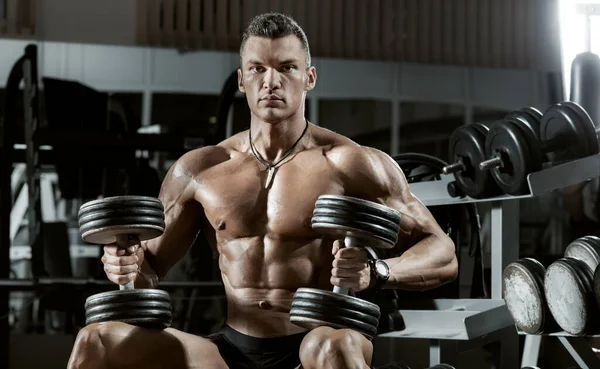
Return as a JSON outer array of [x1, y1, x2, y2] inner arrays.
[[559, 0, 600, 99]]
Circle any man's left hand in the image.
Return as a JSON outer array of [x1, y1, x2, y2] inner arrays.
[[330, 240, 372, 292]]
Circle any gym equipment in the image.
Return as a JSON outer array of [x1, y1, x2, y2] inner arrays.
[[545, 256, 598, 335], [570, 51, 600, 129], [503, 258, 556, 334], [564, 235, 600, 273], [479, 102, 598, 195], [442, 123, 499, 198], [290, 195, 401, 340], [78, 195, 172, 327]]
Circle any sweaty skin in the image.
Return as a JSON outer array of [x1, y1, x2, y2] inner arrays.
[[136, 121, 457, 339], [69, 33, 457, 369]]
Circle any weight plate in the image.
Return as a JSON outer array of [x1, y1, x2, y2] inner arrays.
[[311, 215, 398, 242], [505, 107, 543, 140], [79, 207, 165, 225], [311, 222, 396, 249], [315, 195, 401, 224], [85, 308, 172, 327], [505, 115, 544, 170], [79, 196, 163, 216], [293, 288, 381, 318], [540, 103, 592, 162], [544, 258, 595, 335], [291, 299, 380, 327], [564, 236, 600, 274], [503, 258, 552, 334], [561, 100, 600, 156], [312, 207, 400, 234], [85, 300, 172, 317], [85, 289, 171, 309], [485, 119, 538, 195], [447, 123, 498, 198], [289, 308, 377, 340], [592, 262, 600, 318]]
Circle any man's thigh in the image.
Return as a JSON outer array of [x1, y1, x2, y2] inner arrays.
[[72, 322, 229, 369]]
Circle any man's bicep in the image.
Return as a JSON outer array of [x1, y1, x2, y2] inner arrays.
[[143, 161, 205, 279]]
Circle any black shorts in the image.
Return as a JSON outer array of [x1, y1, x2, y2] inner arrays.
[[207, 325, 308, 369]]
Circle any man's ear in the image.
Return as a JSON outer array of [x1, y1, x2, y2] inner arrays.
[[305, 66, 317, 92], [237, 68, 245, 93]]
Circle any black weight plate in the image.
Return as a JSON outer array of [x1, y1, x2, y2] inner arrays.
[[293, 292, 380, 320], [485, 119, 538, 195], [503, 258, 551, 334], [85, 289, 171, 309], [561, 100, 600, 156], [447, 123, 497, 198], [312, 208, 400, 234], [80, 216, 165, 244], [315, 195, 401, 224], [540, 103, 591, 162], [291, 299, 380, 327], [79, 207, 165, 226], [85, 300, 172, 317], [506, 107, 543, 140], [80, 215, 165, 230], [544, 258, 595, 335], [312, 207, 400, 234], [311, 215, 398, 245], [564, 236, 600, 274], [85, 308, 172, 327], [505, 115, 544, 169], [79, 196, 163, 216], [293, 288, 380, 318], [289, 308, 378, 339]]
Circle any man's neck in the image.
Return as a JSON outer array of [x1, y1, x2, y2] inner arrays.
[[249, 116, 308, 163]]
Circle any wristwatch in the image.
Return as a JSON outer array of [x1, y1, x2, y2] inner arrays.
[[368, 259, 390, 289]]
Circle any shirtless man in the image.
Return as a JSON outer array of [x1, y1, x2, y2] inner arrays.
[[67, 13, 458, 369]]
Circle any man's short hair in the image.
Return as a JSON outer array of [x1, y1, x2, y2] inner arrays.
[[239, 13, 311, 68]]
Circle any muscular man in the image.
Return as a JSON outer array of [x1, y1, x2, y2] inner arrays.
[[67, 13, 458, 369]]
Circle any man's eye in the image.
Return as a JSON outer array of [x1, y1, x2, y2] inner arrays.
[[282, 65, 295, 72], [251, 66, 264, 73]]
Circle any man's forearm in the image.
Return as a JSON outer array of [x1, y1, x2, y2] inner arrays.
[[380, 235, 457, 291], [134, 259, 161, 288]]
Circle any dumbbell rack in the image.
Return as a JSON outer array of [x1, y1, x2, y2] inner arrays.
[[386, 153, 600, 368]]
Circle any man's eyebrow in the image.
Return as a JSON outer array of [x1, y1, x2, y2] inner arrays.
[[279, 59, 299, 65], [246, 59, 263, 65]]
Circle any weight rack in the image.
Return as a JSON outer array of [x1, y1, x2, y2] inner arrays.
[[401, 153, 600, 368]]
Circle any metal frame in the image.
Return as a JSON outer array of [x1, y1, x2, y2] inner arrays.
[[406, 153, 600, 367]]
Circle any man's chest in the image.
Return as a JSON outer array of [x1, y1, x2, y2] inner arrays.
[[197, 156, 345, 239]]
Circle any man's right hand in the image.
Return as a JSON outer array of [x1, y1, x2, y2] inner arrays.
[[101, 239, 144, 286]]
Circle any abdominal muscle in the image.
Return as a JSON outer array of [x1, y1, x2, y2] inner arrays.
[[216, 236, 333, 338]]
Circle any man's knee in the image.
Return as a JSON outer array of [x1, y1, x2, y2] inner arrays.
[[68, 323, 109, 369], [300, 327, 373, 368]]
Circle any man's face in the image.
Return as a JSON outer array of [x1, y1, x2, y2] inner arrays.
[[238, 35, 316, 124]]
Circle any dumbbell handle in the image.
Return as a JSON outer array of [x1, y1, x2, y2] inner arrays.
[[332, 236, 362, 295], [479, 156, 503, 171], [442, 161, 466, 174], [115, 234, 135, 290]]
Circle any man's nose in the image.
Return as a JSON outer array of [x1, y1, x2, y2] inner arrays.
[[263, 68, 281, 89]]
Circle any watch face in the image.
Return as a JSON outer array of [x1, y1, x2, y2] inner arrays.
[[375, 260, 389, 276]]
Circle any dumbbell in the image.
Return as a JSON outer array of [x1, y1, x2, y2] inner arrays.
[[540, 236, 600, 336], [442, 123, 500, 198], [503, 257, 557, 334], [479, 102, 598, 195], [78, 196, 172, 328], [290, 195, 401, 340]]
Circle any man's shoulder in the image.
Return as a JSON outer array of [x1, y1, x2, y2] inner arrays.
[[172, 144, 234, 176]]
